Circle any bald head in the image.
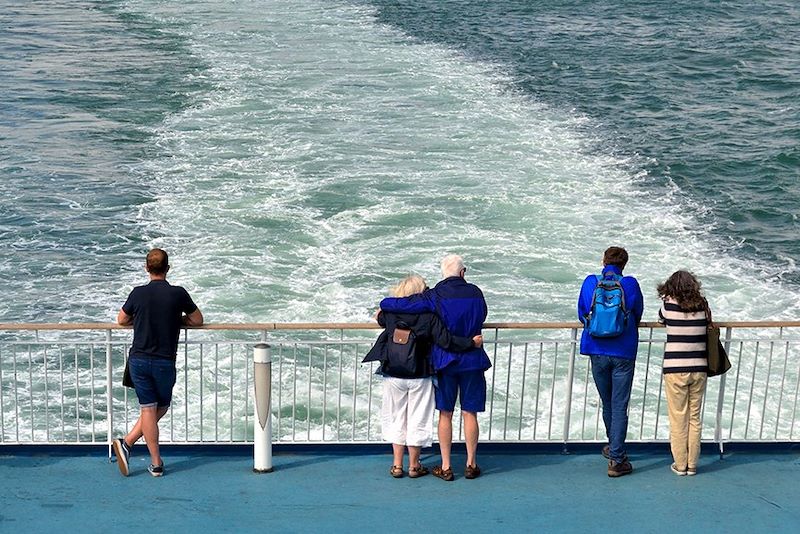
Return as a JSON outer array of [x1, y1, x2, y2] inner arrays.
[[146, 248, 169, 276]]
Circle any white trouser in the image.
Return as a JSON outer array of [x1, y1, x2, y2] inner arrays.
[[381, 376, 435, 447]]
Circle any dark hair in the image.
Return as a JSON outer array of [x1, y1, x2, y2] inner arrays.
[[603, 247, 628, 271], [146, 248, 169, 275], [657, 270, 706, 311]]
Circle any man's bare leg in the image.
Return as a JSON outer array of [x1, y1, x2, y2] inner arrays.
[[438, 411, 454, 470], [125, 405, 168, 466], [463, 410, 479, 467]]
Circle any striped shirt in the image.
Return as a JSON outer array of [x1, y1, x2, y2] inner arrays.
[[658, 298, 708, 374]]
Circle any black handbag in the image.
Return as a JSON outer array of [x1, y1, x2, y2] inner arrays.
[[122, 358, 135, 388], [705, 303, 731, 377]]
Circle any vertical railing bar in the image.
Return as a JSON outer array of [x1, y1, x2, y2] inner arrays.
[[184, 332, 190, 443], [308, 346, 313, 441], [650, 339, 664, 439], [775, 338, 789, 440], [124, 341, 131, 432], [759, 340, 775, 439], [44, 345, 49, 442], [74, 347, 79, 442], [654, 368, 665, 440], [533, 343, 543, 439], [0, 346, 4, 442], [640, 330, 654, 437], [278, 344, 285, 441], [518, 343, 529, 441], [106, 331, 113, 455], [60, 345, 65, 441], [229, 344, 234, 442], [581, 356, 590, 438], [502, 343, 513, 440], [215, 343, 219, 441], [715, 327, 732, 455], [745, 341, 760, 439], [337, 340, 343, 439], [548, 342, 558, 440], [28, 343, 34, 441], [488, 328, 499, 440], [729, 341, 744, 440], [90, 344, 96, 441], [200, 343, 204, 442], [292, 343, 298, 441], [562, 328, 578, 448], [367, 344, 374, 441], [323, 345, 328, 441], [352, 343, 358, 441], [245, 342, 250, 442], [14, 346, 19, 442]]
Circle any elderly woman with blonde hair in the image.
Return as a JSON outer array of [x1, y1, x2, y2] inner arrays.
[[364, 274, 482, 479]]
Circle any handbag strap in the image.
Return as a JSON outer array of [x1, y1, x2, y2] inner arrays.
[[703, 299, 714, 327]]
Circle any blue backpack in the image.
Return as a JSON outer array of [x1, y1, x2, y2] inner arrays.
[[585, 273, 628, 338]]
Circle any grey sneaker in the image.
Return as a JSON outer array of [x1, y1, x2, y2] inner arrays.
[[686, 466, 697, 476], [607, 459, 633, 477], [601, 445, 610, 459], [148, 463, 164, 477], [112, 438, 131, 477]]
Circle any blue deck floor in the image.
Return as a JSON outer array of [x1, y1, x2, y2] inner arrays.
[[2, 445, 799, 533]]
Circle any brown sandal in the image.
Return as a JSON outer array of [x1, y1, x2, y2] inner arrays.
[[408, 464, 429, 478], [432, 465, 454, 481], [390, 465, 404, 478], [465, 464, 481, 479]]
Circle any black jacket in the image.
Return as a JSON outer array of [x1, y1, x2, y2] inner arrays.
[[363, 311, 475, 378]]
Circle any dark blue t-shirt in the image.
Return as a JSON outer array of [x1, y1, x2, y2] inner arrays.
[[122, 280, 198, 360]]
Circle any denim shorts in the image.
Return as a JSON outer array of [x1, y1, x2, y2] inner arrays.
[[435, 368, 487, 413], [128, 356, 177, 408]]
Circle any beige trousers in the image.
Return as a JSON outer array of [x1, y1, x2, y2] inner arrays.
[[664, 372, 707, 470]]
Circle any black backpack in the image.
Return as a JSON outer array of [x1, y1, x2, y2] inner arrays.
[[383, 322, 420, 378]]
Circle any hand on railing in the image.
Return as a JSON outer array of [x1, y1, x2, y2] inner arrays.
[[472, 334, 483, 348]]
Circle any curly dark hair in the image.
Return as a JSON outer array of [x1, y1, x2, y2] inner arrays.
[[657, 270, 706, 311]]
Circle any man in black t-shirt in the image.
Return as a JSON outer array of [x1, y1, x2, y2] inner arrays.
[[112, 249, 203, 477]]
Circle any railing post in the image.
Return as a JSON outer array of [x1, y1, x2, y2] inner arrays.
[[562, 328, 578, 453], [106, 329, 113, 460], [714, 326, 733, 459], [253, 343, 273, 473]]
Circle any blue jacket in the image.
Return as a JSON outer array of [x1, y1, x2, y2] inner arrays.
[[380, 277, 491, 372], [577, 265, 644, 360]]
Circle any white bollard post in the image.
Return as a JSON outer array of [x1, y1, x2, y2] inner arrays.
[[253, 343, 273, 473]]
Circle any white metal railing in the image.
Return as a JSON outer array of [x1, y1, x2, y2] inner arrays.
[[1, 322, 799, 448]]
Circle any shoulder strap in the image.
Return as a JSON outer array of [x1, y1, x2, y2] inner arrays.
[[704, 299, 714, 327]]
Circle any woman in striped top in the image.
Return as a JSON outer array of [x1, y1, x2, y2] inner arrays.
[[657, 270, 709, 476]]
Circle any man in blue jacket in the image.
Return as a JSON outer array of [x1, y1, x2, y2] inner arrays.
[[380, 255, 490, 481], [577, 247, 644, 477]]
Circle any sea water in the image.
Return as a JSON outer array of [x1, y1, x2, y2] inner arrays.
[[2, 0, 799, 324], [1, 1, 799, 439]]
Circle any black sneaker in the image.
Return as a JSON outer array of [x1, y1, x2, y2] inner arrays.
[[601, 445, 610, 459], [607, 459, 633, 477], [112, 438, 131, 477], [148, 463, 164, 477]]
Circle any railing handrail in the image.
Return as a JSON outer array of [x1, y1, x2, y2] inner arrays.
[[2, 320, 800, 331]]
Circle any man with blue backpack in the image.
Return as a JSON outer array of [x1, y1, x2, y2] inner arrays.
[[578, 247, 644, 477]]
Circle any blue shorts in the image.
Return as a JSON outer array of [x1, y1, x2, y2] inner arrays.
[[129, 356, 177, 408], [435, 368, 487, 413]]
